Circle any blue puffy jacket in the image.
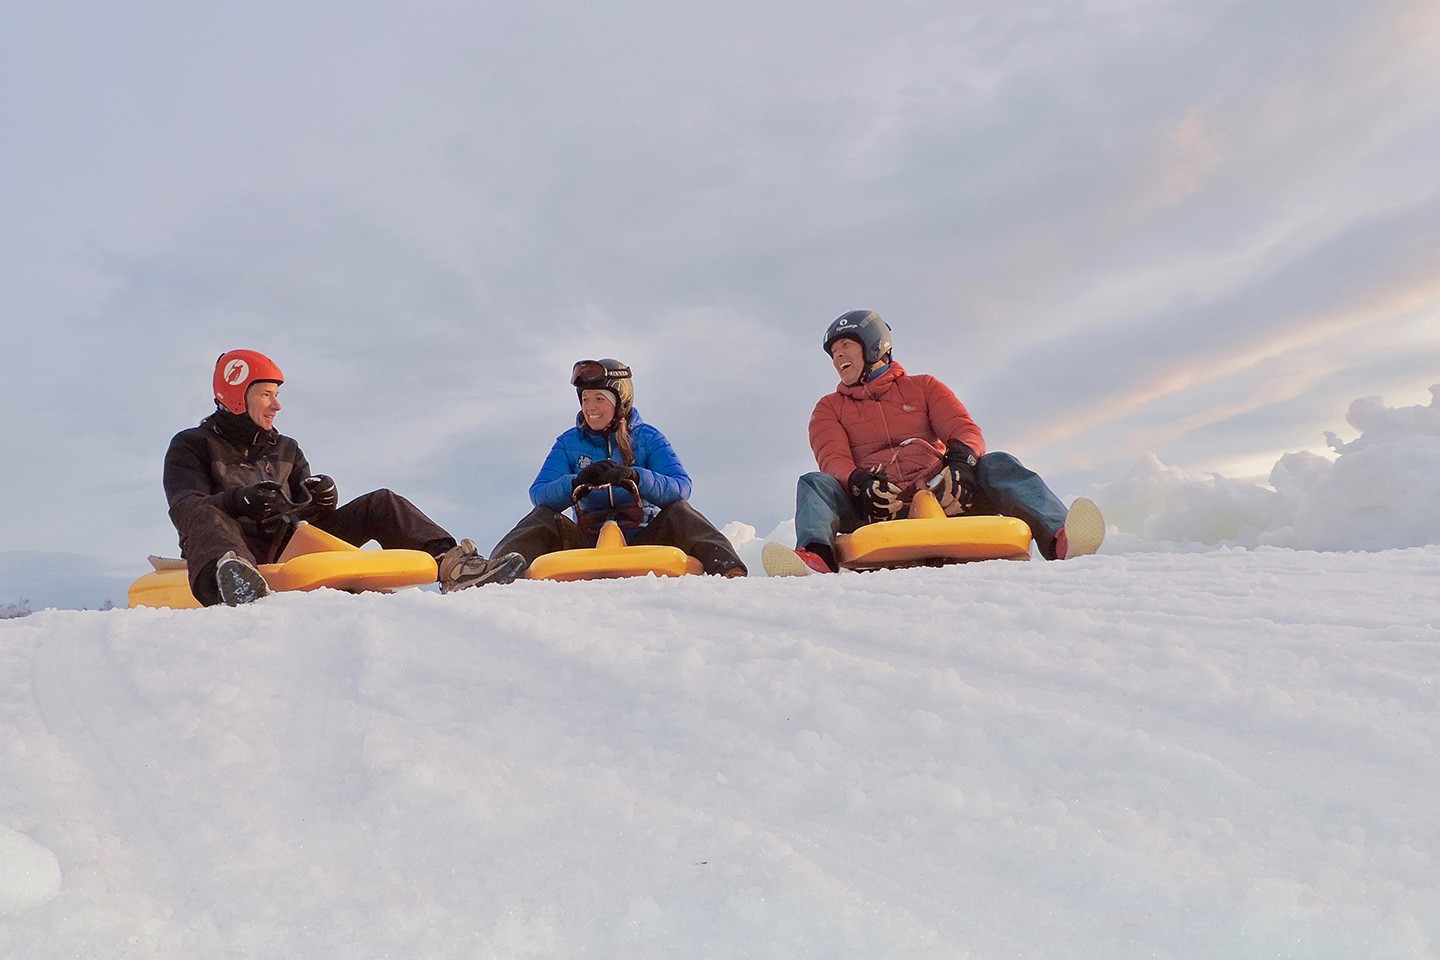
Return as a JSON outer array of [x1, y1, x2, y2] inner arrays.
[[528, 409, 692, 526]]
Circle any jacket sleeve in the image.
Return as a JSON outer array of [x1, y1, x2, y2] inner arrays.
[[529, 433, 580, 511], [808, 396, 860, 482], [162, 430, 222, 522], [923, 377, 986, 457], [632, 425, 691, 505]]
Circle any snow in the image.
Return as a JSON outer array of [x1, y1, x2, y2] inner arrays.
[[3, 545, 1438, 958]]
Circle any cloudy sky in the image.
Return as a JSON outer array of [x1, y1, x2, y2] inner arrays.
[[3, 0, 1438, 605]]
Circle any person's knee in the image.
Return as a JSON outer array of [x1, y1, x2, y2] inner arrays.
[[798, 471, 843, 497]]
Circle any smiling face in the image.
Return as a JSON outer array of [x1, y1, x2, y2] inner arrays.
[[580, 389, 617, 431], [830, 337, 867, 386], [245, 381, 282, 431]]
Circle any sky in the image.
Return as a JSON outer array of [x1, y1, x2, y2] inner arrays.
[[3, 0, 1440, 607], [3, 544, 1437, 957]]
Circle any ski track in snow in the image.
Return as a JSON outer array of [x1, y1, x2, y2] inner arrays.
[[2, 547, 1438, 959]]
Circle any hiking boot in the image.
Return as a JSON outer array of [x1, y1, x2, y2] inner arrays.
[[216, 551, 271, 606], [438, 540, 527, 592], [1055, 497, 1105, 560], [761, 542, 834, 577]]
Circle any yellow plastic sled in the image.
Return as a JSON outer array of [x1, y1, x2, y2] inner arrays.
[[526, 519, 703, 582], [836, 489, 1033, 570], [128, 522, 439, 609]]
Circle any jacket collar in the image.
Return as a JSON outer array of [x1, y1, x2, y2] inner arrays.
[[837, 361, 906, 398], [204, 407, 279, 454]]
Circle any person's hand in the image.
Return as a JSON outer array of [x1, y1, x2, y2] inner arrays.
[[593, 462, 638, 486], [928, 440, 979, 516], [300, 475, 338, 516], [224, 481, 290, 523], [848, 467, 905, 522], [573, 461, 615, 492]]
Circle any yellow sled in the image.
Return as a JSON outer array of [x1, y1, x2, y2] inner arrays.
[[836, 489, 1033, 570], [526, 519, 703, 582], [128, 522, 439, 609]]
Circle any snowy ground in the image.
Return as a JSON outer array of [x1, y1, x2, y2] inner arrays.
[[2, 544, 1436, 959]]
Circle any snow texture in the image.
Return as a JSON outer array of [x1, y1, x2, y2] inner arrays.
[[2, 545, 1438, 958]]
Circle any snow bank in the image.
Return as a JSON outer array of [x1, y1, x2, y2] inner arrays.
[[1095, 386, 1440, 550], [2, 547, 1437, 958]]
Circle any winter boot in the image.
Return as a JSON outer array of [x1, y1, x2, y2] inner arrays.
[[438, 540, 527, 592], [761, 542, 835, 577], [216, 551, 271, 606], [1055, 497, 1105, 559]]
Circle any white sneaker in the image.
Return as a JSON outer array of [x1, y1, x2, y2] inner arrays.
[[1056, 498, 1105, 559], [761, 542, 834, 577]]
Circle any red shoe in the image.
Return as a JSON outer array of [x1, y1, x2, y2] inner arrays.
[[762, 542, 835, 576]]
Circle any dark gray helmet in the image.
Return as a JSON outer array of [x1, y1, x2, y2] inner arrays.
[[823, 310, 893, 365], [571, 358, 634, 422]]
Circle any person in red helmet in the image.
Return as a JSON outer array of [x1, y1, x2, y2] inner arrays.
[[762, 311, 1105, 576], [163, 349, 524, 606]]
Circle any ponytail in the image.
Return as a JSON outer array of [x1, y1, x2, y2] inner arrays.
[[613, 416, 635, 466]]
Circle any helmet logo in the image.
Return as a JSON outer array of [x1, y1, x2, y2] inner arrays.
[[223, 359, 250, 385]]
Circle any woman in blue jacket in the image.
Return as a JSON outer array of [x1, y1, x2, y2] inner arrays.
[[489, 359, 747, 577]]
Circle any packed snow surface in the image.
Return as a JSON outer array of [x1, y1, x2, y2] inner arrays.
[[3, 546, 1437, 958]]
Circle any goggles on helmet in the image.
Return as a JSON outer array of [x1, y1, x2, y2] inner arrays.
[[571, 359, 633, 388]]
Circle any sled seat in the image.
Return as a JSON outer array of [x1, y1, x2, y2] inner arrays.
[[836, 489, 1033, 570], [526, 520, 703, 582], [127, 522, 438, 609]]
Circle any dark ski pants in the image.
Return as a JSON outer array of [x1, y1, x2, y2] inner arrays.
[[794, 452, 1070, 562], [492, 501, 746, 576], [176, 488, 456, 606]]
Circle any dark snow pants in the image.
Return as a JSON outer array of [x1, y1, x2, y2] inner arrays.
[[492, 501, 746, 576], [176, 488, 455, 606]]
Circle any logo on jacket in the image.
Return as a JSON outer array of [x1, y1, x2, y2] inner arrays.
[[577, 455, 593, 469], [223, 359, 250, 385]]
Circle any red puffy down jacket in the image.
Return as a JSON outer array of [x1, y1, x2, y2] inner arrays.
[[807, 362, 986, 493]]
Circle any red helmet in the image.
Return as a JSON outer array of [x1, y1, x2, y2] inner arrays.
[[213, 349, 284, 414]]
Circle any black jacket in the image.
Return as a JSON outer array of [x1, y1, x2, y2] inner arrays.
[[163, 409, 315, 553]]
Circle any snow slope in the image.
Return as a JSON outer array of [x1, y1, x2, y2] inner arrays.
[[3, 547, 1437, 959]]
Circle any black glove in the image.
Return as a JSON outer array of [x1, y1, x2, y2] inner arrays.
[[595, 462, 638, 486], [223, 480, 290, 523], [573, 460, 638, 492], [928, 440, 979, 516], [848, 466, 905, 522], [299, 475, 338, 517], [573, 461, 610, 492]]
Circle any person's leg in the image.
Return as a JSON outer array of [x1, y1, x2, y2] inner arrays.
[[313, 489, 455, 557], [794, 471, 865, 569], [491, 506, 591, 566], [174, 503, 269, 606], [633, 501, 746, 575], [974, 452, 1069, 560]]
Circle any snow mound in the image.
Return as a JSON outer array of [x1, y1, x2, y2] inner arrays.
[[2, 549, 1437, 958], [0, 827, 62, 914]]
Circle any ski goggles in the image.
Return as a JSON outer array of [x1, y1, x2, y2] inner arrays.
[[570, 359, 632, 387]]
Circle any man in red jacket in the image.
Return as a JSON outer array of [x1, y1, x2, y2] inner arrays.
[[164, 349, 524, 605], [763, 310, 1104, 576]]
